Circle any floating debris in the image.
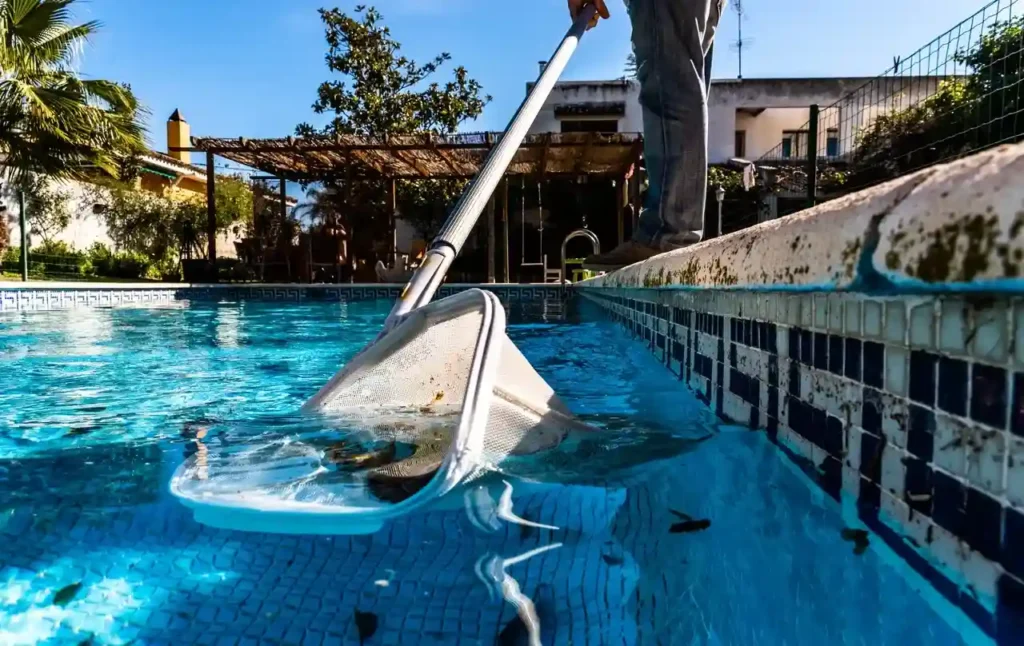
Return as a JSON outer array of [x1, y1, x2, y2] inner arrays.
[[354, 609, 378, 645], [841, 528, 871, 555], [52, 582, 84, 607], [601, 552, 624, 566]]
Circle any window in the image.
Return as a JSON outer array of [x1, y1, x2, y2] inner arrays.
[[560, 119, 619, 133], [781, 137, 793, 159], [826, 128, 840, 158], [781, 130, 808, 159], [734, 130, 747, 158]]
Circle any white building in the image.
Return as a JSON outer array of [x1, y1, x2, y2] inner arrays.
[[529, 75, 945, 164]]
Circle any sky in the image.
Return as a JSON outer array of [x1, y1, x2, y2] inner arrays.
[[76, 0, 991, 160]]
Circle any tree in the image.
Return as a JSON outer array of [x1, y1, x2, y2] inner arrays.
[[0, 0, 146, 182], [20, 175, 71, 243], [296, 5, 491, 254], [624, 52, 638, 79]]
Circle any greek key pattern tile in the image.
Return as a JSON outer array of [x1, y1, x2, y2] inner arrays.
[[0, 284, 570, 311]]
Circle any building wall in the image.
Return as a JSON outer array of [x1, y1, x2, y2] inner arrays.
[[2, 175, 242, 260], [532, 77, 947, 164], [529, 80, 643, 134]]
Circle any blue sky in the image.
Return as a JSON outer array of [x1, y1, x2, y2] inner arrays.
[[77, 0, 988, 156]]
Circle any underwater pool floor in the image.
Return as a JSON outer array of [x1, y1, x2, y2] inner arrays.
[[0, 299, 974, 645]]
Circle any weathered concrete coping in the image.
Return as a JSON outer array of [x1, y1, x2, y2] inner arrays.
[[583, 142, 1024, 293]]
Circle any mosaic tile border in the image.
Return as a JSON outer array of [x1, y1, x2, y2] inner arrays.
[[0, 284, 569, 312], [580, 286, 1024, 644]]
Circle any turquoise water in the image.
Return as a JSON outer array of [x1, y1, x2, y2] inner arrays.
[[0, 297, 969, 645]]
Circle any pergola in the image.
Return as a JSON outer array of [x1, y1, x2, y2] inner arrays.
[[180, 131, 644, 280]]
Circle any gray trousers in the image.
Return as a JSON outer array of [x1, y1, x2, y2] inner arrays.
[[628, 0, 723, 248]]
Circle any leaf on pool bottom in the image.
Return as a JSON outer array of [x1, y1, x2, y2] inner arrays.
[[52, 581, 84, 607], [669, 509, 711, 534], [670, 519, 711, 534], [354, 609, 378, 645], [601, 552, 624, 566], [841, 528, 870, 555]]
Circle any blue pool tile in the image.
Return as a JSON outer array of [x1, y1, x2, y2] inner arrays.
[[863, 341, 884, 389], [845, 338, 862, 381], [971, 363, 1008, 429], [966, 488, 1004, 561], [814, 333, 829, 371], [937, 357, 969, 417], [910, 351, 938, 407], [907, 405, 936, 461], [933, 470, 967, 537], [904, 458, 934, 516], [1005, 507, 1024, 580]]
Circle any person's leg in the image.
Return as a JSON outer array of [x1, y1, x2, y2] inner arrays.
[[585, 0, 723, 270]]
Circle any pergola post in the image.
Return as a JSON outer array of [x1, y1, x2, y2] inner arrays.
[[486, 192, 496, 284], [617, 175, 629, 246], [205, 151, 217, 278], [388, 178, 397, 265], [502, 178, 510, 283]]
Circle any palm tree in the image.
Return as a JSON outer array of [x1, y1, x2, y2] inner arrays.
[[296, 183, 346, 229], [0, 0, 146, 182]]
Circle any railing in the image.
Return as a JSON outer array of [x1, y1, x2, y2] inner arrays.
[[755, 0, 1023, 207]]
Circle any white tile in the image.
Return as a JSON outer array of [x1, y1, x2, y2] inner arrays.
[[965, 428, 1007, 496], [909, 301, 936, 349], [864, 301, 883, 338], [1008, 437, 1024, 509], [814, 295, 828, 329], [881, 444, 907, 499], [972, 303, 1009, 364], [934, 413, 969, 478], [959, 547, 1000, 606], [885, 346, 909, 397], [939, 300, 968, 354], [842, 463, 861, 497], [885, 301, 907, 344], [828, 295, 844, 332], [800, 295, 813, 328], [847, 426, 864, 471], [724, 392, 749, 425], [777, 325, 789, 358], [929, 523, 968, 581], [844, 381, 864, 429], [845, 299, 861, 335], [882, 393, 909, 449], [787, 296, 801, 327]]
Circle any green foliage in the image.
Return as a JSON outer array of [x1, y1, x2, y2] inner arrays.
[[18, 175, 72, 243], [296, 5, 491, 256], [847, 16, 1024, 187], [297, 5, 490, 137], [215, 175, 254, 230], [0, 0, 147, 181], [86, 243, 154, 280]]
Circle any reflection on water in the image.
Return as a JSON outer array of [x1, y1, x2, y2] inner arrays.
[[0, 300, 969, 645]]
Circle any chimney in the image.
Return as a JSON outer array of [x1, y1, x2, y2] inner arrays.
[[538, 61, 548, 75], [167, 109, 191, 164]]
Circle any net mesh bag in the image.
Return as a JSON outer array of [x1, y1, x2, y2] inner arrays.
[[171, 289, 590, 535]]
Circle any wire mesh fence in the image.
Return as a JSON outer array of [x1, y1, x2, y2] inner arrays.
[[756, 0, 1023, 203]]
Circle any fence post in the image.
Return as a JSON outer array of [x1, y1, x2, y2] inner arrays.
[[18, 190, 27, 282], [807, 104, 819, 208]]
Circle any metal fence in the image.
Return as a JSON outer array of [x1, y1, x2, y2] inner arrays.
[[756, 0, 1023, 207]]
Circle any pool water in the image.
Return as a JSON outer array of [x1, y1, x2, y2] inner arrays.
[[0, 297, 972, 645]]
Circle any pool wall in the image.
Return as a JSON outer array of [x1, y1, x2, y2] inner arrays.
[[578, 143, 1024, 643]]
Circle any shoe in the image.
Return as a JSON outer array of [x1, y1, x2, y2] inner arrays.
[[582, 241, 662, 271]]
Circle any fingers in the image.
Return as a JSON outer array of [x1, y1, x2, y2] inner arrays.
[[593, 0, 610, 20]]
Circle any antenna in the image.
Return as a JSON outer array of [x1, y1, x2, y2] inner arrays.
[[729, 0, 753, 79]]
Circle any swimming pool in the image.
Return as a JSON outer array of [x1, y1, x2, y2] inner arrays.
[[0, 296, 976, 645]]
